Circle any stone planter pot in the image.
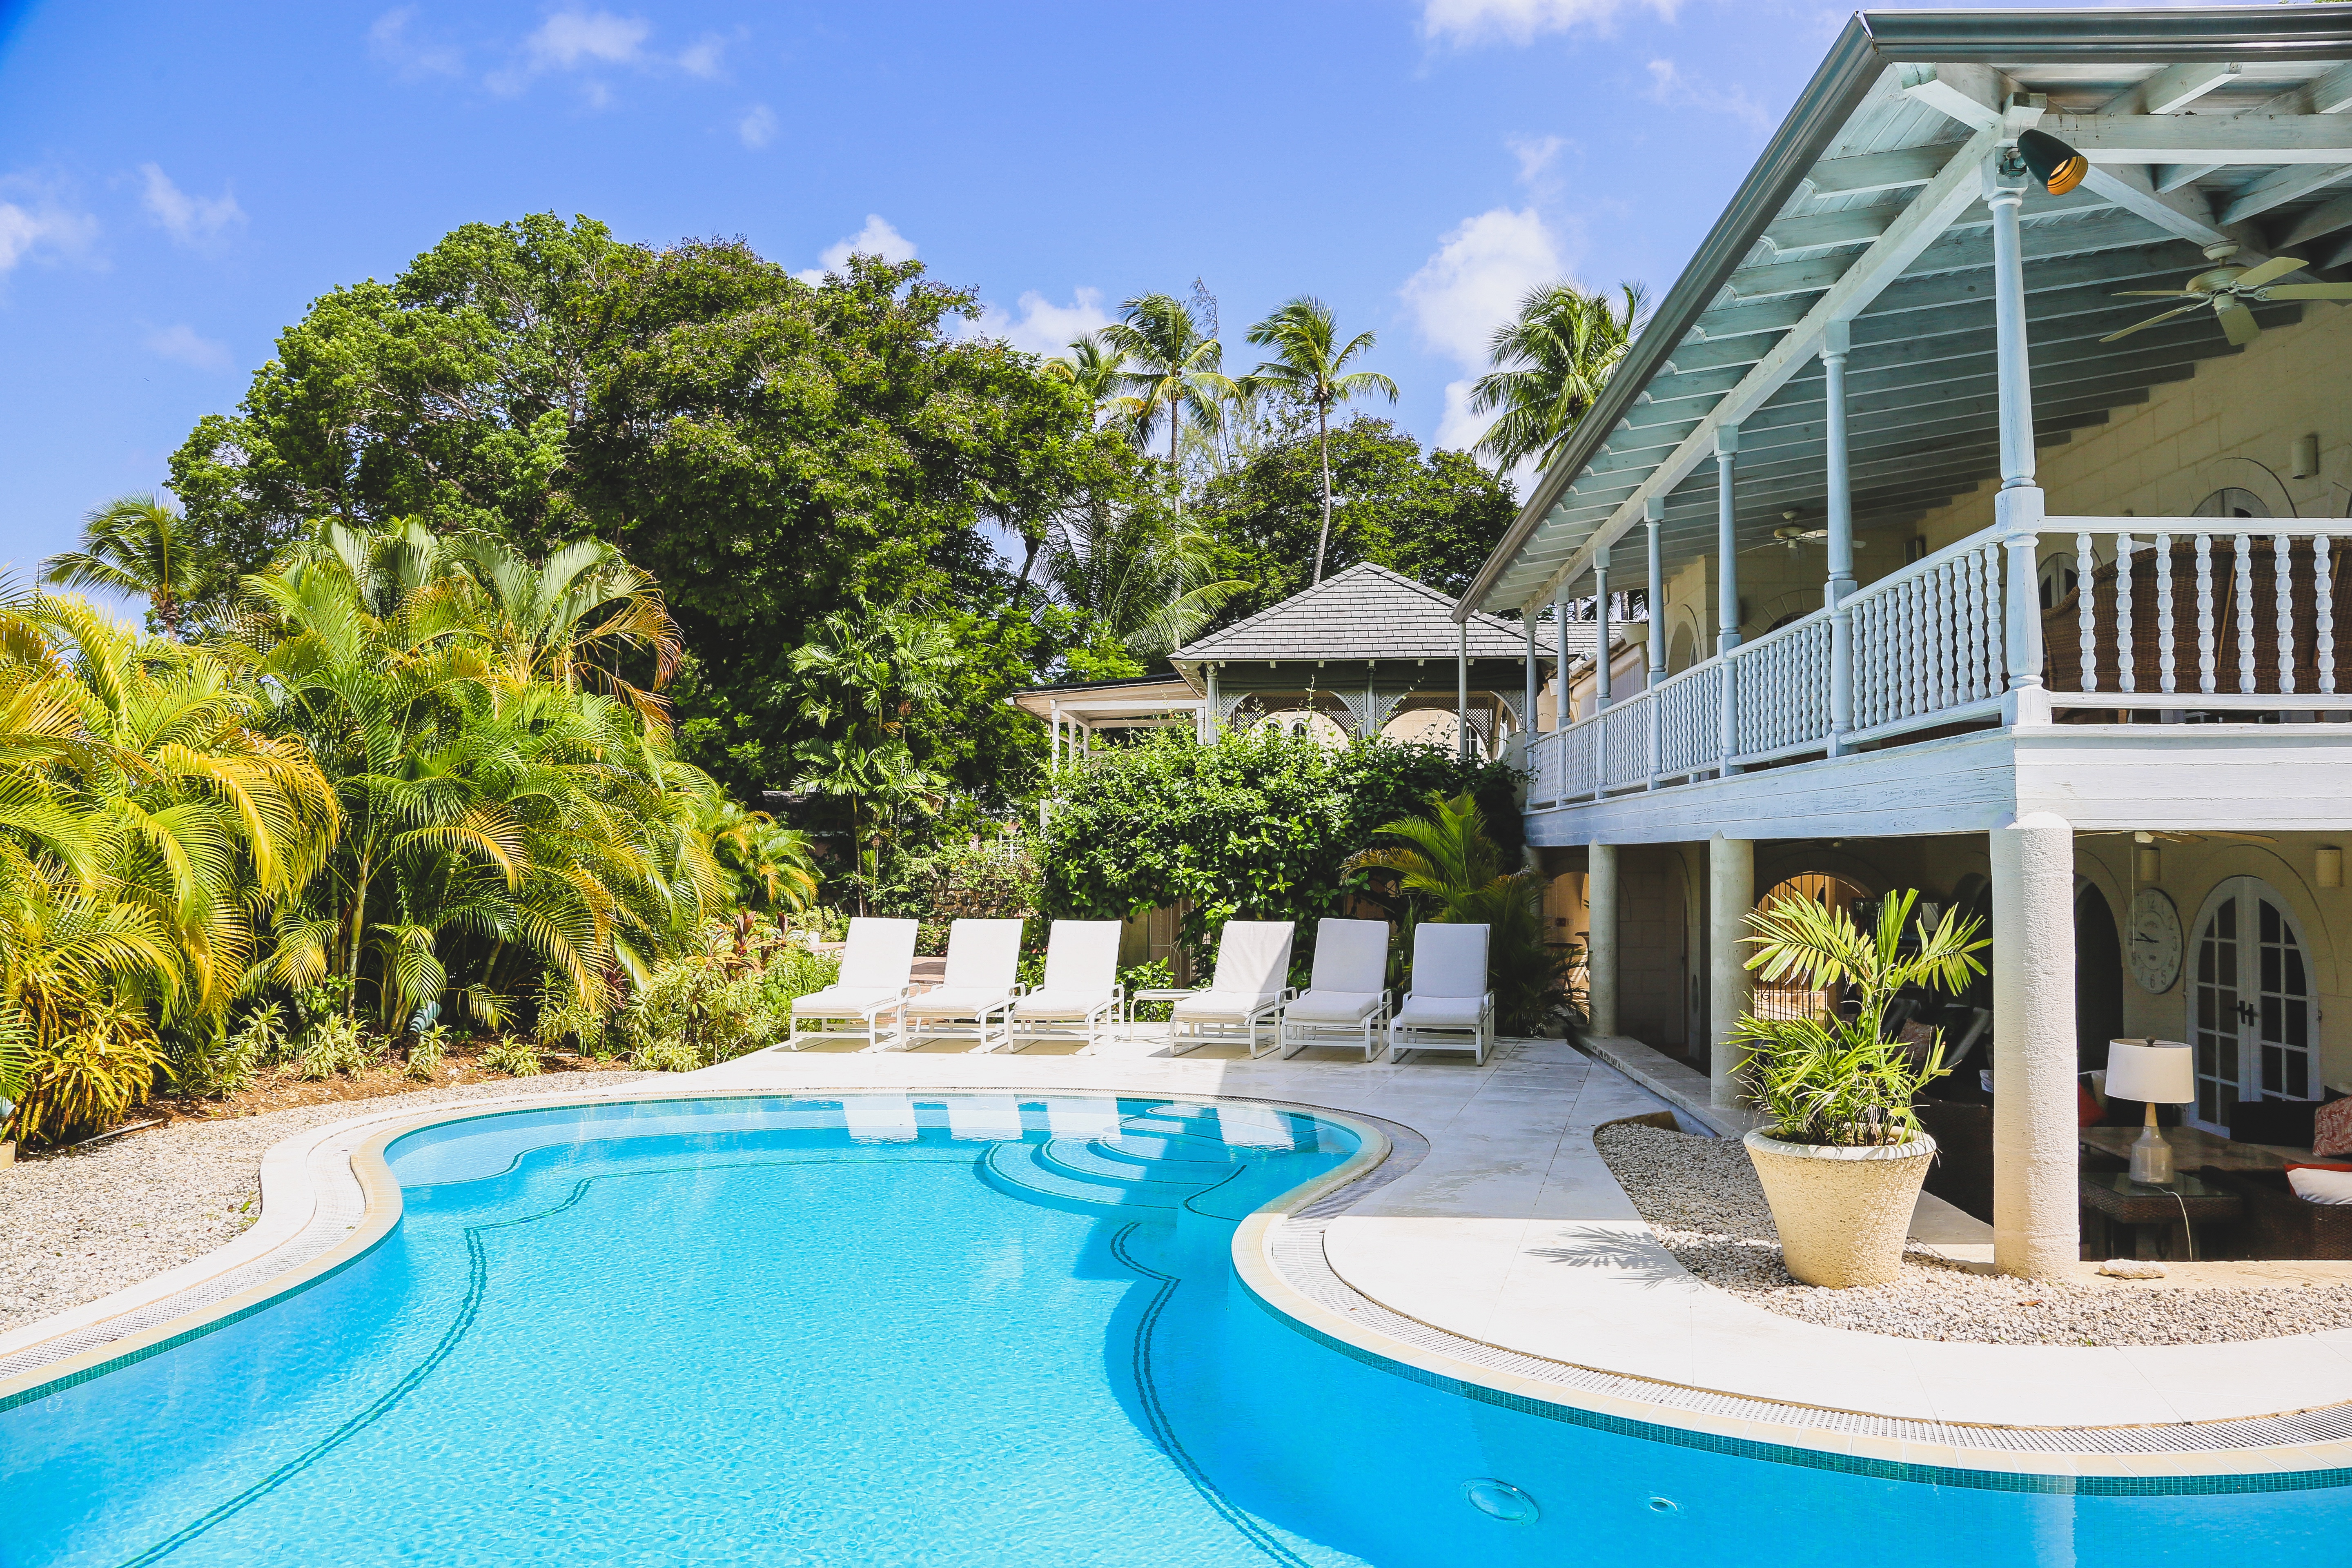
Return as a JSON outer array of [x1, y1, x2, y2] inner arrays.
[[0, 1140, 14, 1170], [1742, 1128, 1937, 1288]]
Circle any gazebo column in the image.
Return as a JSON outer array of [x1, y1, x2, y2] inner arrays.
[[1708, 833, 1753, 1106], [1456, 619, 1470, 761], [1991, 811, 2079, 1278], [1593, 547, 1614, 710], [1586, 842, 1618, 1037], [1203, 664, 1220, 741], [1050, 698, 1063, 765]]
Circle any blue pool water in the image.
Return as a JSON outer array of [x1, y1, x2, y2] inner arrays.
[[4, 1092, 2347, 1566]]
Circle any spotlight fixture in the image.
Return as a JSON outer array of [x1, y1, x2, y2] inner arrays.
[[2016, 129, 2087, 195]]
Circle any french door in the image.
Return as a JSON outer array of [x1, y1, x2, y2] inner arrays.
[[2187, 877, 2314, 1132]]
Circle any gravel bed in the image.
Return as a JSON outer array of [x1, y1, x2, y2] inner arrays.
[[1594, 1122, 2352, 1346], [0, 1072, 657, 1337]]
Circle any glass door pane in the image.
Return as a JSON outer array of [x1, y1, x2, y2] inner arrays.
[[2190, 894, 2239, 1131]]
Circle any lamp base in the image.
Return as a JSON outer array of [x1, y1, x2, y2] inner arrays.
[[2130, 1126, 2176, 1186]]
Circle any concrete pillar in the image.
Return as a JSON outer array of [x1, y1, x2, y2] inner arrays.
[[1990, 811, 2079, 1278], [1708, 835, 1754, 1105], [1587, 843, 1618, 1037]]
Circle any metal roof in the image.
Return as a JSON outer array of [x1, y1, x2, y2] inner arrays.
[[1172, 561, 1556, 667], [1459, 7, 2352, 618]]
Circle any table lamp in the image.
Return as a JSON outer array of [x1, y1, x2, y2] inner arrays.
[[2105, 1038, 2195, 1185]]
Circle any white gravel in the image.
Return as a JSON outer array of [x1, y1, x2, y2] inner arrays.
[[0, 1073, 656, 1337], [1594, 1122, 2352, 1347]]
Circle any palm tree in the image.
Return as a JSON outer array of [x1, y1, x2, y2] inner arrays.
[[42, 493, 215, 639], [1102, 294, 1235, 470], [1038, 497, 1247, 663], [1243, 297, 1400, 584], [1046, 332, 1147, 443], [1469, 281, 1649, 473]]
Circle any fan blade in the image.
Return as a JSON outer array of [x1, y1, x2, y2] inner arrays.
[[2113, 290, 2201, 298], [2261, 283, 2352, 300], [2100, 302, 2207, 343], [2234, 255, 2310, 289], [2216, 299, 2260, 346]]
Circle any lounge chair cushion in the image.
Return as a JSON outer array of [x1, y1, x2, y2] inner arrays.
[[1394, 994, 1489, 1030], [1012, 987, 1114, 1021], [901, 985, 1013, 1020], [1170, 989, 1283, 1023], [1285, 989, 1383, 1025], [793, 985, 900, 1017], [1307, 919, 1390, 994]]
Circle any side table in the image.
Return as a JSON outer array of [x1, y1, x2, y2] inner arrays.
[[1127, 988, 1192, 1027], [2077, 1171, 2243, 1261]]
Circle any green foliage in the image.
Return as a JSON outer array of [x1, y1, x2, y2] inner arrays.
[[1240, 296, 1399, 584], [632, 1038, 701, 1073], [1035, 476, 1246, 666], [41, 493, 242, 640], [169, 215, 1128, 818], [171, 1025, 258, 1100], [1351, 791, 1566, 1036], [1120, 958, 1176, 1022], [611, 924, 840, 1069], [405, 1024, 449, 1082], [1733, 890, 1986, 1146], [1193, 416, 1516, 626], [1038, 728, 1519, 971], [479, 1036, 545, 1077], [12, 1004, 172, 1145], [295, 1012, 376, 1080]]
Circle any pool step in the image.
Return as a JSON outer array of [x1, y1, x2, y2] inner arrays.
[[1095, 1128, 1256, 1164], [1035, 1138, 1218, 1194], [982, 1105, 1324, 1219], [979, 1142, 1194, 1215]]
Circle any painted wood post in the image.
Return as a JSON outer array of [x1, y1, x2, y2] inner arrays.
[[1457, 619, 1470, 762], [1523, 613, 1539, 743], [1050, 698, 1062, 766], [1821, 322, 1855, 757], [1985, 151, 2047, 724], [1708, 834, 1753, 1107], [1552, 590, 1572, 730], [1203, 664, 1219, 741], [1646, 497, 1666, 688], [1587, 842, 1618, 1038], [1990, 811, 2080, 1279], [1715, 426, 1742, 772], [1594, 547, 1614, 710]]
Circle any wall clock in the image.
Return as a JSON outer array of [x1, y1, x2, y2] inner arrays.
[[2128, 887, 2183, 994]]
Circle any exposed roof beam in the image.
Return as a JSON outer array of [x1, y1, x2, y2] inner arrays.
[[2077, 163, 2268, 267], [2100, 61, 2240, 118], [2284, 188, 2352, 248], [1896, 62, 2026, 132], [1762, 208, 1897, 254], [1804, 143, 1961, 196], [2222, 163, 2352, 227], [2053, 111, 2352, 164]]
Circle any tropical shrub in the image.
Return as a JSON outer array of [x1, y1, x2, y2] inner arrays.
[[632, 1039, 701, 1073], [1038, 727, 1519, 972], [12, 1004, 174, 1146], [295, 1013, 376, 1080], [480, 1037, 544, 1078], [405, 1025, 448, 1082], [1733, 891, 1983, 1146], [1350, 791, 1566, 1036]]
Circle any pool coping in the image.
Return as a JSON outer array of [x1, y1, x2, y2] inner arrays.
[[7, 1075, 2352, 1490]]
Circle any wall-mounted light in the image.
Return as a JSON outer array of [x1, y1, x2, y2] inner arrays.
[[2134, 830, 2160, 884], [2321, 846, 2343, 890], [2017, 129, 2088, 195], [2293, 434, 2321, 480]]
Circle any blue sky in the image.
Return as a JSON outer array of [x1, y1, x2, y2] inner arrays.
[[0, 0, 1900, 586]]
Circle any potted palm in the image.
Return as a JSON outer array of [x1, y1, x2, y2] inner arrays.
[[1733, 890, 1985, 1287]]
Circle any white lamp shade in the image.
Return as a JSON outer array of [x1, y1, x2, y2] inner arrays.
[[2105, 1038, 2195, 1105]]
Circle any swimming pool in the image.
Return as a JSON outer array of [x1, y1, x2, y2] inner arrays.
[[3, 1091, 2346, 1566]]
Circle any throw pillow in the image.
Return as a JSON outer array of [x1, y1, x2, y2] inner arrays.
[[2314, 1096, 2352, 1157], [2287, 1166, 2352, 1205]]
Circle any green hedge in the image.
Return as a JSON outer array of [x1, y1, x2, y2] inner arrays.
[[1038, 728, 1522, 969]]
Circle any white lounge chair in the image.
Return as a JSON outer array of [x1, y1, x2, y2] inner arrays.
[[1279, 918, 1392, 1060], [894, 918, 1025, 1051], [1387, 923, 1494, 1064], [1004, 920, 1124, 1053], [1168, 920, 1296, 1058], [786, 918, 919, 1050]]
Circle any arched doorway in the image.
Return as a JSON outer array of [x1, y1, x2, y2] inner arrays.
[[1753, 873, 1870, 1020], [2185, 876, 2315, 1133], [2075, 884, 2125, 1071]]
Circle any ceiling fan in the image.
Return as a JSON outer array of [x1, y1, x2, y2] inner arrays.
[[1741, 512, 1873, 555], [2103, 243, 2352, 347]]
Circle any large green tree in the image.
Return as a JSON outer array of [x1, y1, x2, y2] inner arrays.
[[167, 213, 1135, 817], [1192, 416, 1516, 629], [1469, 280, 1648, 473]]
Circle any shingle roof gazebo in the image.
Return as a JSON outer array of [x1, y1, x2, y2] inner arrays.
[[1169, 562, 1574, 756]]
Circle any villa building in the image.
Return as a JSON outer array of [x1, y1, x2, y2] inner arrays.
[[1458, 8, 2352, 1278]]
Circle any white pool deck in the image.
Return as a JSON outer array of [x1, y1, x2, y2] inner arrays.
[[8, 1026, 2352, 1482]]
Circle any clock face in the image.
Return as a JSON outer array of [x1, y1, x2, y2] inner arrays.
[[2129, 888, 2183, 994]]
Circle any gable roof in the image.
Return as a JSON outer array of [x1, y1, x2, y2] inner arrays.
[[1171, 562, 1546, 666]]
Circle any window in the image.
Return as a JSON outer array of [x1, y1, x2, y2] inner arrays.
[[2193, 487, 2270, 520]]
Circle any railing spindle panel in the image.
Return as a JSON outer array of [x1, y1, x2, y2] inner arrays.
[[2236, 533, 2257, 694], [2196, 532, 2216, 695], [2276, 531, 2296, 695], [2116, 535, 2135, 693], [2077, 531, 2097, 693], [2321, 535, 2337, 694], [2157, 533, 2176, 695]]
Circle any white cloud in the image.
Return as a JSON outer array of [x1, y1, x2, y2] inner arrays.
[[796, 214, 917, 283], [976, 288, 1112, 356], [1645, 57, 1773, 132], [139, 164, 245, 251], [1401, 206, 1567, 369], [486, 9, 649, 95], [0, 191, 98, 274], [367, 8, 463, 78], [1422, 0, 1679, 45], [679, 33, 728, 78], [145, 324, 232, 372], [737, 104, 777, 149], [1507, 133, 1567, 184]]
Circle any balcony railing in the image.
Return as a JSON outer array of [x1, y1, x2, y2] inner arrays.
[[1526, 516, 2352, 808]]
